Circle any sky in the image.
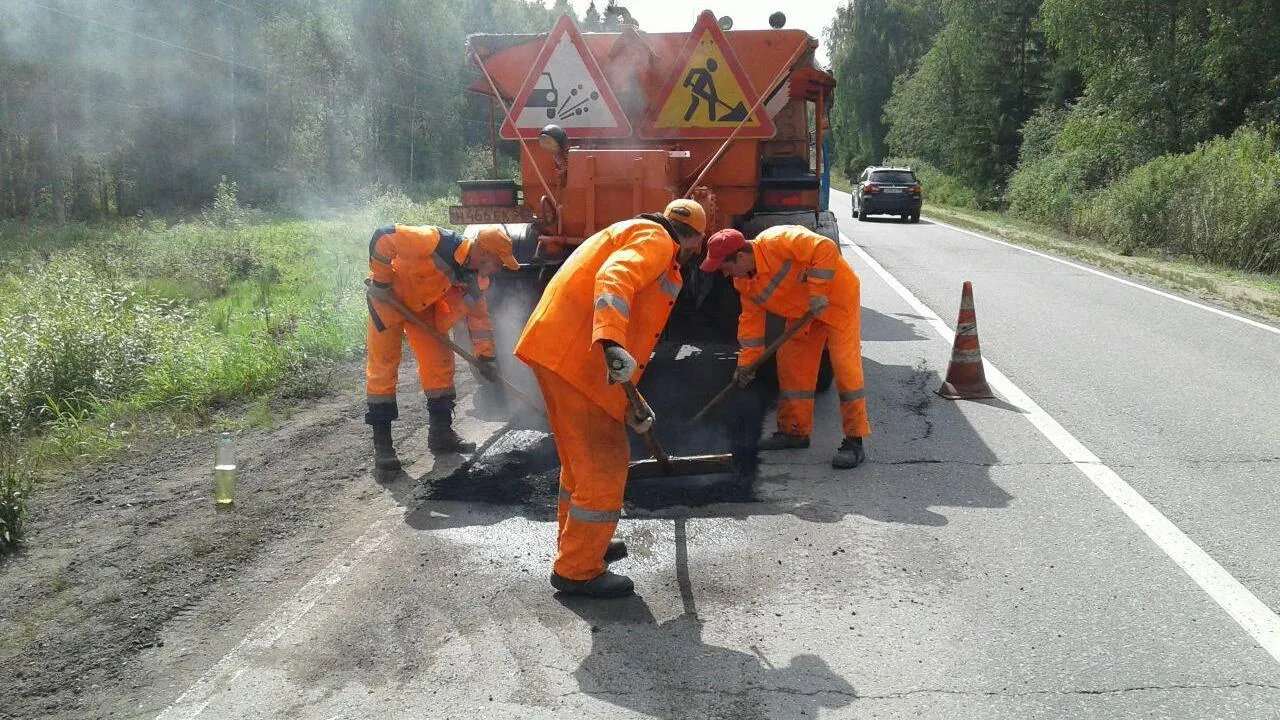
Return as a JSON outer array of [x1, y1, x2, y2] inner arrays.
[[550, 1, 846, 65]]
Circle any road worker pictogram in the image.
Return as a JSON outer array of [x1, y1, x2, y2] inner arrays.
[[640, 10, 775, 139], [500, 15, 632, 139]]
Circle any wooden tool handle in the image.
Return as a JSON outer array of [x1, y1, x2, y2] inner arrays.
[[691, 309, 819, 423], [621, 381, 672, 471], [373, 289, 544, 415]]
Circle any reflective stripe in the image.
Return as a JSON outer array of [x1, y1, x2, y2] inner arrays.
[[369, 225, 394, 265], [779, 390, 816, 400], [752, 260, 792, 305], [569, 504, 620, 523], [366, 295, 387, 332], [594, 293, 631, 318], [804, 268, 835, 281], [839, 389, 866, 403], [432, 252, 458, 283], [470, 330, 494, 341], [740, 336, 766, 348], [367, 394, 397, 404], [659, 275, 682, 298], [558, 485, 572, 502], [424, 387, 456, 399]]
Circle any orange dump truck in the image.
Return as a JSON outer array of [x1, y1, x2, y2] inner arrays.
[[454, 8, 837, 343]]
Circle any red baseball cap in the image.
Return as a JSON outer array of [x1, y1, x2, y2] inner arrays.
[[699, 229, 746, 272]]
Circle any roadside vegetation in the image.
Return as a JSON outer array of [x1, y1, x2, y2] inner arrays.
[[0, 183, 451, 548], [827, 0, 1280, 282]]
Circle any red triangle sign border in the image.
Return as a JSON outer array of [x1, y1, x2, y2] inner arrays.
[[639, 9, 777, 140], [499, 14, 633, 140]]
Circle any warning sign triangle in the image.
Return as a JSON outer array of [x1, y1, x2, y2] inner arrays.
[[640, 10, 776, 140], [500, 15, 632, 140]]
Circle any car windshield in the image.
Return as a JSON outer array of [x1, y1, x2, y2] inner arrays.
[[869, 171, 917, 185]]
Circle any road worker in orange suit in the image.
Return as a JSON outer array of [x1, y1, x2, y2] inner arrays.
[[364, 224, 519, 471], [701, 226, 870, 469], [515, 200, 707, 598]]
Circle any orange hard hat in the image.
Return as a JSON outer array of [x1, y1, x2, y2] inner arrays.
[[662, 199, 707, 234], [473, 225, 520, 270]]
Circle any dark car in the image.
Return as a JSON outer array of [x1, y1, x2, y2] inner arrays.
[[853, 167, 922, 223]]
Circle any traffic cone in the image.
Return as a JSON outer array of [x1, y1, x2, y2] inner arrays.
[[936, 281, 994, 400]]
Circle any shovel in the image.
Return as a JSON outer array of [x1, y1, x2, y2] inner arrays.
[[371, 288, 545, 415], [691, 308, 819, 423], [621, 380, 735, 481]]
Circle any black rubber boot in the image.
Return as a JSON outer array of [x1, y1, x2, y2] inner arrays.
[[550, 570, 635, 598], [371, 421, 402, 474], [832, 436, 866, 469], [758, 432, 811, 451], [427, 412, 476, 454], [604, 539, 628, 564]]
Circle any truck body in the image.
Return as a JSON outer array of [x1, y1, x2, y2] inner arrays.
[[456, 9, 838, 343]]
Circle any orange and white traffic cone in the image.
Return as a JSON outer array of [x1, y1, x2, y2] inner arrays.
[[936, 281, 994, 400]]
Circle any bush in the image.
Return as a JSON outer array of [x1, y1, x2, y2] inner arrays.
[[0, 441, 32, 549], [1076, 127, 1280, 272], [884, 157, 980, 209], [1007, 107, 1148, 226]]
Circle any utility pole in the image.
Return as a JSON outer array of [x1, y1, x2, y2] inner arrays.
[[408, 85, 417, 186]]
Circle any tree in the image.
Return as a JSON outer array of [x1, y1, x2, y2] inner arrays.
[[583, 2, 603, 31], [883, 0, 1055, 196], [825, 0, 942, 177]]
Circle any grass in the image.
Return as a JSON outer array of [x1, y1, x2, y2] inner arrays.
[[920, 205, 1280, 320], [833, 171, 1280, 319], [0, 188, 455, 549]]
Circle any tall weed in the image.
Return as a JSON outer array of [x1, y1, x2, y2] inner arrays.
[[1077, 127, 1280, 273]]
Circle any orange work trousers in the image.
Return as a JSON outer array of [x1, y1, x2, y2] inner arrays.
[[532, 366, 629, 581], [775, 316, 872, 439], [366, 299, 459, 403]]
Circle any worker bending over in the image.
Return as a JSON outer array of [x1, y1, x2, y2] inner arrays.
[[515, 200, 707, 598], [701, 226, 870, 469], [364, 224, 519, 471]]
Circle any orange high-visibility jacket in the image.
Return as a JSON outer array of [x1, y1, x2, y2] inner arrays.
[[733, 225, 857, 366], [515, 216, 682, 422], [367, 224, 495, 356]]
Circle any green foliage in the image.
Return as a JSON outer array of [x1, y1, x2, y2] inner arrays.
[[1076, 127, 1280, 273], [885, 156, 980, 209], [883, 0, 1053, 198], [1007, 104, 1148, 224], [825, 0, 943, 177], [0, 440, 32, 549], [0, 0, 563, 219], [0, 191, 455, 445]]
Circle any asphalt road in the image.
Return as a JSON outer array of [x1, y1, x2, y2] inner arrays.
[[142, 191, 1280, 719]]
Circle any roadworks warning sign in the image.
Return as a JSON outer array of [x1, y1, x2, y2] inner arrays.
[[500, 15, 632, 139], [640, 11, 776, 139]]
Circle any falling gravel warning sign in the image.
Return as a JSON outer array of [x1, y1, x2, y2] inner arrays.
[[500, 15, 632, 139]]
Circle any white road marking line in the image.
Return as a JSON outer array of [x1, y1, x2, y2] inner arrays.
[[923, 215, 1280, 337], [155, 509, 400, 720], [842, 231, 1280, 665]]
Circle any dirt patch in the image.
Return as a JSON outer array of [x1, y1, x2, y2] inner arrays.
[[0, 363, 398, 720]]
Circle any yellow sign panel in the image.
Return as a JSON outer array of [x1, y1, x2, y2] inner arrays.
[[642, 11, 775, 139]]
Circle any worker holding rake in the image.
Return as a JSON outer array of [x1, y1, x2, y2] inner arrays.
[[701, 227, 870, 469], [364, 224, 519, 472], [515, 199, 707, 599]]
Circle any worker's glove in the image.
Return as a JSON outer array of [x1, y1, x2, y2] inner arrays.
[[476, 357, 500, 383], [603, 343, 638, 385], [733, 366, 756, 388], [365, 279, 393, 303], [627, 396, 656, 434], [808, 294, 830, 316]]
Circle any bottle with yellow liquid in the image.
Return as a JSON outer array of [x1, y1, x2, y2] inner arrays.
[[214, 432, 236, 507]]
